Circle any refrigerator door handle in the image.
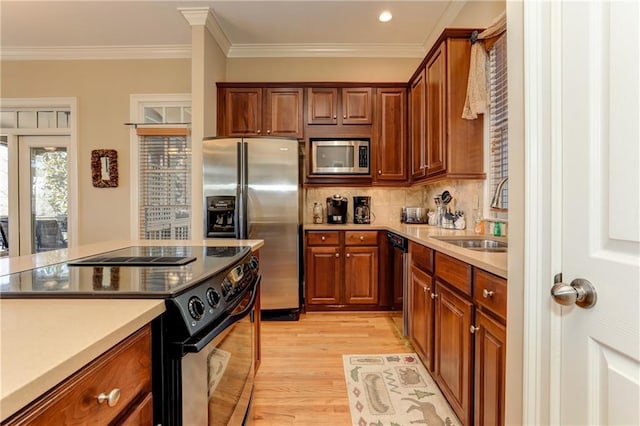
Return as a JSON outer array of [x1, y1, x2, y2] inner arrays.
[[237, 141, 249, 239]]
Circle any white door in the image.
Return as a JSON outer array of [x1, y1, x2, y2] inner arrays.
[[553, 1, 640, 424]]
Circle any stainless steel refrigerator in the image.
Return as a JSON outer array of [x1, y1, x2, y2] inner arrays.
[[203, 136, 301, 317]]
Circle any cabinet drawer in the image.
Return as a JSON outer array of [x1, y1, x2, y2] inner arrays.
[[307, 231, 340, 246], [474, 269, 507, 321], [409, 241, 434, 274], [345, 231, 377, 245], [435, 252, 472, 296], [5, 326, 152, 426]]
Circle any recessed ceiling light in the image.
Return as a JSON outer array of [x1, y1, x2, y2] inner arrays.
[[379, 11, 392, 23]]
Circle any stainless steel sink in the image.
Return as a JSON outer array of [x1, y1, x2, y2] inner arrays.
[[433, 237, 508, 253]]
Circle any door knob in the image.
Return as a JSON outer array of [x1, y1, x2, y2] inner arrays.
[[551, 273, 597, 309]]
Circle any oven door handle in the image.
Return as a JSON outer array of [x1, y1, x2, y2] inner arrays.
[[182, 276, 260, 353]]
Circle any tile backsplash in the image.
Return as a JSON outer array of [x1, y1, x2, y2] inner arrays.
[[304, 180, 485, 225]]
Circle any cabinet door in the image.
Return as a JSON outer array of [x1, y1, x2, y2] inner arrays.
[[264, 88, 303, 137], [409, 69, 426, 180], [408, 264, 434, 372], [306, 246, 341, 305], [434, 282, 473, 426], [224, 88, 263, 136], [307, 88, 338, 124], [344, 246, 378, 304], [425, 43, 446, 176], [119, 393, 153, 426], [375, 88, 408, 182], [342, 87, 372, 124], [474, 310, 506, 426]]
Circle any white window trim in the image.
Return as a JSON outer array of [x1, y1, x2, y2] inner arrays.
[[129, 94, 191, 240], [0, 97, 78, 255]]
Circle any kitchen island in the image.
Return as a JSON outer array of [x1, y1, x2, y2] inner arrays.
[[0, 239, 263, 422]]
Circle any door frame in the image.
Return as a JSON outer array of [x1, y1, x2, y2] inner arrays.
[[0, 98, 78, 256], [512, 1, 563, 424]]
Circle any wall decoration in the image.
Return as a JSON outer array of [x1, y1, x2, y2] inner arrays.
[[91, 149, 118, 188]]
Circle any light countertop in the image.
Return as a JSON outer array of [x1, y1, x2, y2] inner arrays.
[[0, 238, 263, 421], [304, 222, 507, 278]]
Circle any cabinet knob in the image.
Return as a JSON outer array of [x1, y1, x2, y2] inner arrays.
[[321, 236, 326, 241], [470, 325, 480, 334], [335, 253, 339, 258], [97, 388, 121, 407], [482, 289, 495, 298], [257, 129, 261, 134], [266, 129, 271, 134], [343, 115, 347, 119], [431, 293, 437, 299], [333, 115, 337, 119], [346, 253, 350, 257], [378, 170, 382, 175], [359, 236, 364, 241]]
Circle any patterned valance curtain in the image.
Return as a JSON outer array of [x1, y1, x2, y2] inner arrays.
[[462, 12, 507, 120]]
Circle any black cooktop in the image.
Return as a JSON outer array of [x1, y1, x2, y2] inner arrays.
[[0, 245, 251, 298]]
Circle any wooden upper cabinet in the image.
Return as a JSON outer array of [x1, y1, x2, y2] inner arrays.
[[219, 87, 303, 137], [375, 87, 408, 183], [306, 87, 372, 125], [409, 30, 485, 184], [409, 69, 426, 180], [342, 87, 372, 124], [425, 43, 446, 177], [264, 88, 304, 137], [223, 88, 263, 136], [306, 88, 338, 124]]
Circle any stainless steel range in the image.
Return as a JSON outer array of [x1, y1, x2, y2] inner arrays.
[[0, 245, 261, 425]]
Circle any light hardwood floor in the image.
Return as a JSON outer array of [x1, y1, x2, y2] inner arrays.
[[252, 312, 413, 425]]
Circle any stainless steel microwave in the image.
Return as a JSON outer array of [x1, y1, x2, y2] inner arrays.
[[310, 139, 370, 174]]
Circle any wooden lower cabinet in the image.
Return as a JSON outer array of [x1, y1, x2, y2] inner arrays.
[[305, 230, 380, 309], [474, 309, 506, 426], [4, 325, 152, 426], [344, 246, 379, 304], [306, 245, 341, 305], [434, 282, 474, 426], [408, 263, 435, 372]]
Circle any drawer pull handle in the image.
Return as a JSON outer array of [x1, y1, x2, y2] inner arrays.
[[482, 289, 495, 298], [470, 325, 480, 334], [321, 236, 326, 241], [97, 388, 121, 407], [359, 236, 364, 241]]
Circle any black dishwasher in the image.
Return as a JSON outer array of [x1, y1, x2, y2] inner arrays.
[[387, 232, 408, 336]]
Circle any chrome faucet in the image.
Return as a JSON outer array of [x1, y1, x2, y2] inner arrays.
[[490, 176, 509, 209]]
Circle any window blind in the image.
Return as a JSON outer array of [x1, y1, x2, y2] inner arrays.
[[137, 132, 191, 240], [488, 35, 508, 210]]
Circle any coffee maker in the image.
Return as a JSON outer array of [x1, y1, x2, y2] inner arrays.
[[326, 195, 348, 224], [353, 196, 371, 224]]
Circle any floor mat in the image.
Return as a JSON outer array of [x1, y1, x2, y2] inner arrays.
[[342, 353, 460, 426]]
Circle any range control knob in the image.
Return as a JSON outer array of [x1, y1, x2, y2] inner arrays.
[[188, 296, 205, 320], [206, 288, 221, 308], [249, 256, 259, 271]]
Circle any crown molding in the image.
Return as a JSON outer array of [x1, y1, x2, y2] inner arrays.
[[227, 43, 426, 58], [179, 7, 231, 56], [0, 45, 191, 61]]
